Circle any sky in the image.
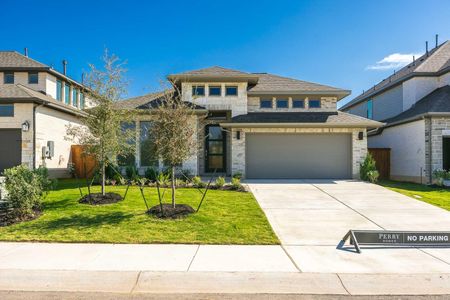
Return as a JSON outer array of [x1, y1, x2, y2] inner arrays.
[[1, 0, 449, 107]]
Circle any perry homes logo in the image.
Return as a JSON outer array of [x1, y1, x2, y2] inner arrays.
[[353, 231, 450, 245]]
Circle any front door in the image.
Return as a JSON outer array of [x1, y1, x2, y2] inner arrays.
[[205, 125, 226, 173]]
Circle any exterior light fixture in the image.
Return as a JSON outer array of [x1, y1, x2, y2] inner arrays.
[[358, 131, 364, 140], [21, 121, 30, 132]]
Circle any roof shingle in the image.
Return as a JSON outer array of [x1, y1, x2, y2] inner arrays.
[[0, 51, 49, 69]]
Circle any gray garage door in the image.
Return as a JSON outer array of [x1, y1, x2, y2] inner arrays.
[[0, 129, 22, 174], [246, 133, 352, 179]]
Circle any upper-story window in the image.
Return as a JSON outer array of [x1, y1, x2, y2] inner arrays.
[[0, 104, 14, 117], [292, 99, 305, 108], [4, 72, 14, 84], [28, 72, 38, 84], [80, 92, 85, 109], [72, 89, 79, 107], [260, 98, 272, 108], [56, 80, 62, 101], [64, 84, 70, 105], [309, 99, 321, 108], [192, 85, 205, 96], [276, 99, 288, 108], [367, 99, 373, 119], [209, 86, 221, 96], [225, 86, 238, 96]]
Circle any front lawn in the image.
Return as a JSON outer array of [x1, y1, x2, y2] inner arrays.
[[0, 179, 279, 244], [379, 180, 450, 211]]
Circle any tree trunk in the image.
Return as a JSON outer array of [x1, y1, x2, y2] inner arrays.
[[171, 166, 175, 208], [101, 161, 105, 196]]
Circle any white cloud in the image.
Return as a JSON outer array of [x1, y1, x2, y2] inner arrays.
[[366, 52, 423, 70]]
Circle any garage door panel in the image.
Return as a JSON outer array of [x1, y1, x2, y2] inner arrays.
[[246, 133, 351, 179], [0, 129, 22, 173]]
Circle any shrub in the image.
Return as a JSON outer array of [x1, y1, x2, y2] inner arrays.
[[2, 165, 52, 219], [144, 167, 159, 182], [231, 177, 242, 190], [157, 172, 171, 187], [192, 176, 206, 188], [105, 162, 120, 180], [125, 165, 139, 181], [179, 169, 193, 180], [232, 172, 243, 180], [433, 169, 450, 186], [215, 176, 226, 189], [360, 153, 377, 182], [367, 170, 380, 183]]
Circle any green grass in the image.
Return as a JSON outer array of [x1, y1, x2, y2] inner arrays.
[[0, 179, 279, 244], [379, 180, 450, 211]]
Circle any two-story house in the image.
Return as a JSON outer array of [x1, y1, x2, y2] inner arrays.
[[340, 40, 450, 183], [0, 51, 89, 177], [117, 66, 381, 179]]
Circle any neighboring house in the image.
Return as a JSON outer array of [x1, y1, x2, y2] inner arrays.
[[117, 66, 381, 179], [340, 40, 450, 183], [0, 51, 89, 178]]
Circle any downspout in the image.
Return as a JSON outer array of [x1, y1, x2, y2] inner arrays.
[[33, 103, 46, 170], [427, 116, 433, 184]]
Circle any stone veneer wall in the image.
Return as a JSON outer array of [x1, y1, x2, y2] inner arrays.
[[231, 127, 367, 179], [425, 117, 450, 183], [0, 103, 34, 169]]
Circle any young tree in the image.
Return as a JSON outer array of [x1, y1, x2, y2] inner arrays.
[[66, 50, 135, 196], [150, 84, 197, 208]]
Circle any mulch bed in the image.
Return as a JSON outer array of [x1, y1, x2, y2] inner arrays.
[[79, 192, 123, 205], [147, 204, 195, 219], [0, 209, 41, 227]]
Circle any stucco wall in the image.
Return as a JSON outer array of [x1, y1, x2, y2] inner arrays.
[[372, 84, 403, 121], [369, 120, 426, 183], [402, 77, 439, 111], [0, 103, 34, 169], [231, 127, 367, 179], [248, 96, 337, 112], [35, 106, 84, 178]]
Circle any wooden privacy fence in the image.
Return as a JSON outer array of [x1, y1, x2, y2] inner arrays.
[[70, 145, 98, 179], [368, 148, 390, 180]]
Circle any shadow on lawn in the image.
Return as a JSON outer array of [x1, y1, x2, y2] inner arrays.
[[33, 212, 134, 230]]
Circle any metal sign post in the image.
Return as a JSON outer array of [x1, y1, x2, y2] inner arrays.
[[341, 230, 450, 253]]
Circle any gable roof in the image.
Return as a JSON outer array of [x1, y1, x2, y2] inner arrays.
[[341, 40, 450, 110], [382, 85, 450, 125], [220, 111, 383, 128], [0, 84, 85, 116], [247, 73, 350, 98], [0, 51, 86, 89]]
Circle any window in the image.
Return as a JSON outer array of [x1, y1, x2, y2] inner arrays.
[[28, 72, 38, 84], [72, 89, 79, 107], [118, 122, 136, 166], [4, 72, 14, 84], [207, 111, 228, 120], [293, 99, 305, 108], [192, 85, 205, 96], [367, 99, 373, 119], [80, 92, 85, 108], [0, 104, 14, 117], [260, 99, 272, 108], [140, 121, 159, 167], [309, 99, 321, 108], [225, 86, 238, 96], [276, 99, 288, 108], [56, 80, 62, 101], [64, 84, 70, 105], [209, 86, 221, 96]]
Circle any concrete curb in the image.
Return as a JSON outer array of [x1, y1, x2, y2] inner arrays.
[[1, 270, 449, 295]]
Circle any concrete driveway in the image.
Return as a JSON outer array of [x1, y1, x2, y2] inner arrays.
[[247, 179, 450, 273]]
